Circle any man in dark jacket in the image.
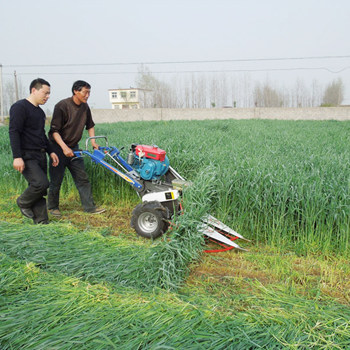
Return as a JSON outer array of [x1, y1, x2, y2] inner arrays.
[[48, 80, 105, 216], [9, 78, 59, 224]]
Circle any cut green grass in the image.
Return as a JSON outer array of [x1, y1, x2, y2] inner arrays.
[[1, 252, 350, 350], [0, 168, 221, 292]]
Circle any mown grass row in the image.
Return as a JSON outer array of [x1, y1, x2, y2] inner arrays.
[[0, 119, 349, 255], [0, 169, 217, 291], [1, 252, 350, 349]]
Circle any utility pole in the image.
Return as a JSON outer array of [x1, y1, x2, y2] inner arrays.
[[0, 64, 4, 123], [14, 70, 19, 101]]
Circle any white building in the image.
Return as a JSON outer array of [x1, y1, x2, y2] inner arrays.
[[108, 88, 148, 109]]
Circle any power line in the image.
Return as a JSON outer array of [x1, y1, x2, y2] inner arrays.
[[3, 55, 350, 68], [3, 66, 350, 76]]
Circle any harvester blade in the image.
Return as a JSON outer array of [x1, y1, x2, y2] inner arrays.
[[202, 214, 251, 242], [198, 224, 247, 251]]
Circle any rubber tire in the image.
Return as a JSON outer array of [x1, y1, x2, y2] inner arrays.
[[131, 201, 169, 239]]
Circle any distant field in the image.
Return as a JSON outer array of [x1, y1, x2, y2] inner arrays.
[[1, 119, 349, 348]]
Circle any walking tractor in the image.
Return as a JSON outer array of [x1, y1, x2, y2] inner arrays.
[[74, 136, 250, 251]]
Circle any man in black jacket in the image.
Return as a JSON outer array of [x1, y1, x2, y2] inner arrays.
[[9, 78, 59, 224], [48, 80, 105, 216]]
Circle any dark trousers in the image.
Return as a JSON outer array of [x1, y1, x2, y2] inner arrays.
[[48, 143, 96, 212], [17, 150, 49, 224]]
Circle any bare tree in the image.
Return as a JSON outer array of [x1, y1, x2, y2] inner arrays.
[[134, 65, 347, 110], [135, 65, 169, 107], [230, 75, 240, 107], [184, 80, 191, 108], [3, 77, 26, 115], [253, 82, 283, 107], [189, 74, 207, 108], [170, 76, 184, 108], [291, 78, 307, 107], [209, 75, 219, 108], [322, 78, 344, 106], [240, 74, 253, 107], [310, 79, 323, 107], [198, 75, 207, 108]]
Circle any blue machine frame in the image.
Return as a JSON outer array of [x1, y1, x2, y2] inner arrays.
[[73, 136, 143, 190]]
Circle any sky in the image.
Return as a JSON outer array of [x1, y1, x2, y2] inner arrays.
[[1, 0, 350, 113]]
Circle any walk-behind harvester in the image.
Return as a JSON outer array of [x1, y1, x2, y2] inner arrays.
[[74, 136, 250, 251]]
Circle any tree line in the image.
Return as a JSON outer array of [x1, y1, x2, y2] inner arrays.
[[0, 67, 345, 115], [136, 66, 345, 108]]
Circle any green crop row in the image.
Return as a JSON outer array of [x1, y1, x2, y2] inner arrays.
[[0, 119, 349, 255]]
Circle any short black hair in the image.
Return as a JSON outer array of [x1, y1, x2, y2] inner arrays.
[[72, 80, 91, 94], [29, 78, 50, 93]]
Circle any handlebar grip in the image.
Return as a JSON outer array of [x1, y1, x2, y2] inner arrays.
[[85, 136, 108, 150]]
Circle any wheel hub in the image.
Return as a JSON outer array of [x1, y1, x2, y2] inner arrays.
[[138, 212, 158, 234]]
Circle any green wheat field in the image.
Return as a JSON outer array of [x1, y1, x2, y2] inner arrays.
[[0, 119, 349, 349]]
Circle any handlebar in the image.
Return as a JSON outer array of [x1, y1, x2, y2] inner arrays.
[[85, 136, 108, 150]]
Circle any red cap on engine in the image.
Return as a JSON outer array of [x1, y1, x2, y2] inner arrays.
[[135, 145, 166, 161]]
